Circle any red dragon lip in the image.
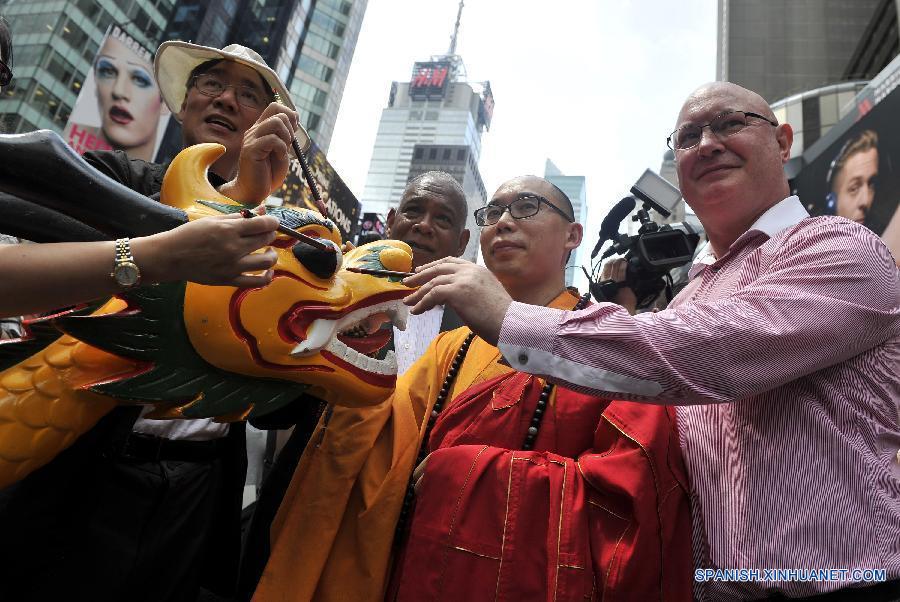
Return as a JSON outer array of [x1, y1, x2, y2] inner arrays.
[[228, 268, 408, 385]]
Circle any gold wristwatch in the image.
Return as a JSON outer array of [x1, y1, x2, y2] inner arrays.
[[111, 238, 141, 288]]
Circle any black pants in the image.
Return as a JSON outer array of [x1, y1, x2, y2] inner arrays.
[[0, 425, 234, 602]]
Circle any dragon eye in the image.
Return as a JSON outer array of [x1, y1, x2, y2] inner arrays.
[[293, 238, 341, 279]]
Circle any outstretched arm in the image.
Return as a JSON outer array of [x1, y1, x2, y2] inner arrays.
[[1, 212, 279, 317]]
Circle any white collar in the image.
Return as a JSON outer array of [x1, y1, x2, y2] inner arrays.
[[690, 196, 809, 273], [744, 195, 809, 239]]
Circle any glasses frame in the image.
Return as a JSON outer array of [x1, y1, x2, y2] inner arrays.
[[667, 110, 778, 151], [0, 58, 12, 87], [474, 193, 575, 227], [190, 73, 268, 111]]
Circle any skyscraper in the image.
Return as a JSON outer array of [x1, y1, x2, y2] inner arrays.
[[228, 0, 366, 152], [360, 1, 493, 261], [544, 159, 586, 287], [716, 0, 892, 103]]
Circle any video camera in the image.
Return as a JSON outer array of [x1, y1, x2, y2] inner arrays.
[[589, 169, 703, 309]]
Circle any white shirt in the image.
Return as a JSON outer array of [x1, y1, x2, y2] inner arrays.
[[132, 410, 229, 441], [393, 304, 445, 374]]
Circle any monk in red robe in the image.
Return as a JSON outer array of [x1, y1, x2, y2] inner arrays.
[[257, 176, 692, 601]]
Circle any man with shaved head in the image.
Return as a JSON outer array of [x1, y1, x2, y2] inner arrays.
[[255, 175, 693, 601], [406, 82, 900, 599]]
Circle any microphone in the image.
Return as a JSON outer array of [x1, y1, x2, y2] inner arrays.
[[591, 196, 636, 258]]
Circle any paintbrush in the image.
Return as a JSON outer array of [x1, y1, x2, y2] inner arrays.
[[273, 92, 329, 217], [346, 267, 415, 279], [240, 208, 334, 252]]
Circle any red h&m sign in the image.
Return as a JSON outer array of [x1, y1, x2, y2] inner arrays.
[[409, 61, 451, 99]]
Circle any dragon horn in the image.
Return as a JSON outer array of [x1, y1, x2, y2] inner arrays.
[[0, 130, 187, 238]]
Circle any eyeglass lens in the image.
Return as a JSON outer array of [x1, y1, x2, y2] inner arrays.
[[478, 196, 542, 225], [672, 111, 750, 150], [195, 74, 265, 110]]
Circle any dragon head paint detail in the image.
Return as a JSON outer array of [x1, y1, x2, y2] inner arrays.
[[58, 143, 414, 417]]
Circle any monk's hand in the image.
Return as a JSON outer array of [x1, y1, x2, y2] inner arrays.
[[412, 453, 430, 495], [403, 257, 511, 346], [219, 102, 300, 205]]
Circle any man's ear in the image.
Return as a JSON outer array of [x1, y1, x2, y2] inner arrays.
[[455, 228, 471, 257], [776, 123, 794, 164], [385, 207, 396, 237], [566, 222, 584, 252], [176, 98, 188, 123]]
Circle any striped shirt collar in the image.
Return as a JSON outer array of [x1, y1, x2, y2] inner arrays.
[[690, 196, 808, 276]]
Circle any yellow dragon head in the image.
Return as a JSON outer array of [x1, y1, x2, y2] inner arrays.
[[57, 143, 413, 419]]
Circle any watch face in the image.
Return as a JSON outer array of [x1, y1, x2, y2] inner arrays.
[[114, 262, 141, 287]]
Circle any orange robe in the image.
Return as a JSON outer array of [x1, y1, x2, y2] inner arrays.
[[255, 291, 692, 601], [254, 286, 536, 601]]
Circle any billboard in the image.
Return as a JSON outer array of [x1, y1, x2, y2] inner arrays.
[[790, 85, 900, 260], [409, 61, 451, 99], [63, 24, 170, 160], [277, 140, 361, 241], [358, 212, 385, 237]]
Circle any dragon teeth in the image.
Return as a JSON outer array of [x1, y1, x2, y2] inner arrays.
[[290, 319, 338, 357]]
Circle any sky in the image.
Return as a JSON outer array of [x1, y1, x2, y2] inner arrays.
[[327, 0, 718, 285]]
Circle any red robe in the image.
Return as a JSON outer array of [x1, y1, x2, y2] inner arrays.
[[389, 371, 693, 601]]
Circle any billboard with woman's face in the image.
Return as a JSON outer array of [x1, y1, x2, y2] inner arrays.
[[791, 86, 900, 261], [63, 24, 169, 161]]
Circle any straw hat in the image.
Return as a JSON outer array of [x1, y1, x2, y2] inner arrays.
[[154, 41, 309, 146]]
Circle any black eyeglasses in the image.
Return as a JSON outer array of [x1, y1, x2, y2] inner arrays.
[[474, 194, 574, 227], [667, 110, 778, 151], [191, 73, 268, 111], [0, 59, 12, 87]]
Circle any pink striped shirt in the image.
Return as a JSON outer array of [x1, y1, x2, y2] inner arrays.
[[498, 197, 900, 599]]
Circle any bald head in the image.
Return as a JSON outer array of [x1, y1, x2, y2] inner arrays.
[[494, 175, 574, 221], [677, 82, 776, 128], [403, 171, 468, 222]]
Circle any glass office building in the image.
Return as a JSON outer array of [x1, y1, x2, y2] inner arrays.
[[544, 159, 587, 287]]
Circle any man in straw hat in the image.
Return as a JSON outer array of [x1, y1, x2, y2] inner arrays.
[[0, 42, 310, 602]]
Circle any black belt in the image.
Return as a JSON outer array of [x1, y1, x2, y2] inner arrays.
[[767, 579, 900, 601], [115, 432, 227, 462]]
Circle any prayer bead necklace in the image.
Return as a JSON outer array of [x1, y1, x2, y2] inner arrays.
[[395, 292, 591, 539]]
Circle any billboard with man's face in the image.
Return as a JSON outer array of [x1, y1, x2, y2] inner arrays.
[[63, 24, 170, 161], [791, 85, 900, 260]]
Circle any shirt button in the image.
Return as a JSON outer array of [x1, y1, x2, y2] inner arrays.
[[518, 353, 528, 365], [896, 449, 900, 464]]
